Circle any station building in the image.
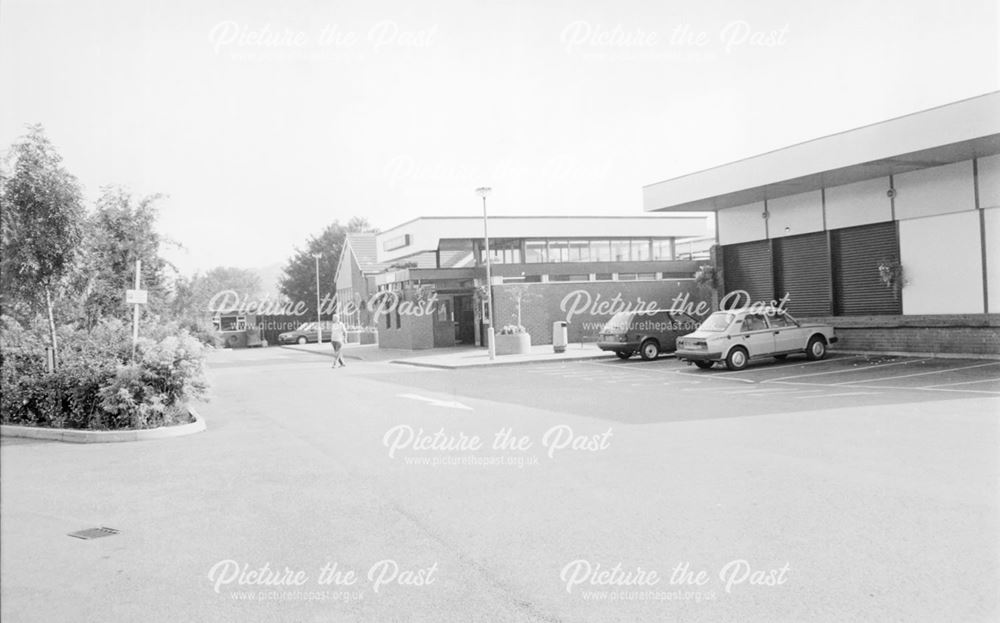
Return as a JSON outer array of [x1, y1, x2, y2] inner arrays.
[[643, 92, 1000, 355], [334, 215, 713, 349]]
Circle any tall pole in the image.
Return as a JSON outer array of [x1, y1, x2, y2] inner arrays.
[[313, 253, 322, 344], [131, 259, 141, 361], [477, 187, 496, 360]]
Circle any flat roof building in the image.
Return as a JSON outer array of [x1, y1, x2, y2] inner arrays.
[[335, 215, 714, 349], [643, 91, 1000, 355]]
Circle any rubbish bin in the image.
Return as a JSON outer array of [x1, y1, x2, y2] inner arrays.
[[552, 321, 568, 353]]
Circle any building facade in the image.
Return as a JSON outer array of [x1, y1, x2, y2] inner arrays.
[[643, 92, 1000, 355], [335, 216, 714, 349]]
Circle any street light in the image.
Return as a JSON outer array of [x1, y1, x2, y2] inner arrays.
[[312, 253, 323, 344], [475, 186, 496, 360]]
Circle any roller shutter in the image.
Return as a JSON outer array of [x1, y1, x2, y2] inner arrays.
[[773, 232, 832, 317], [831, 222, 901, 316], [721, 240, 773, 307]]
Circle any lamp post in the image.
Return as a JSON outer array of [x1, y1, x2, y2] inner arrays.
[[312, 253, 323, 344], [476, 187, 496, 360]]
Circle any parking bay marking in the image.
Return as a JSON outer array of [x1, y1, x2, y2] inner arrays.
[[761, 358, 929, 384], [829, 361, 1000, 386]]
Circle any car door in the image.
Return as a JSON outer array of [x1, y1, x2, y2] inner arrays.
[[768, 312, 801, 353], [736, 313, 775, 358]]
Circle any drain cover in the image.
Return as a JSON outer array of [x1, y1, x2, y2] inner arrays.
[[68, 527, 120, 540]]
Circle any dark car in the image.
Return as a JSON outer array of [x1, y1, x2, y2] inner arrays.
[[277, 322, 332, 345], [597, 310, 700, 360]]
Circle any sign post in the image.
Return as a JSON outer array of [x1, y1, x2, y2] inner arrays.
[[126, 260, 147, 361]]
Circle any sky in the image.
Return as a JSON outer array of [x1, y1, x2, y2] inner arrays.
[[1, 0, 997, 276]]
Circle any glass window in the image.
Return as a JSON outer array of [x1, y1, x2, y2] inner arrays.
[[618, 273, 637, 281], [741, 314, 768, 332], [569, 240, 590, 262], [631, 240, 651, 261], [549, 240, 570, 263], [525, 241, 547, 263], [652, 239, 673, 260], [603, 312, 635, 334], [636, 273, 656, 280], [591, 240, 611, 262], [698, 312, 734, 332], [595, 273, 613, 280], [768, 312, 797, 328], [611, 240, 631, 262]]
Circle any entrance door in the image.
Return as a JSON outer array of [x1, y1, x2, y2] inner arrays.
[[453, 295, 476, 344], [432, 297, 457, 347]]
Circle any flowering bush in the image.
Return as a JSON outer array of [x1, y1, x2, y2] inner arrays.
[[498, 324, 527, 335], [0, 316, 207, 430]]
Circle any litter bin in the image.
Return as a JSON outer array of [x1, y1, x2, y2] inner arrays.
[[552, 321, 568, 353]]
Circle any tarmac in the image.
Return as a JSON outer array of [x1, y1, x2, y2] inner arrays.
[[279, 341, 615, 368]]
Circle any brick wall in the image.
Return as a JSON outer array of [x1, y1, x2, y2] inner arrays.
[[376, 310, 434, 350], [493, 280, 707, 345], [800, 314, 1000, 356]]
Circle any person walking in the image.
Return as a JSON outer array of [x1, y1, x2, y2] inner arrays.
[[330, 314, 348, 368]]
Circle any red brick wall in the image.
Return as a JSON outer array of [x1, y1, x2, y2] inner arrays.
[[493, 280, 708, 345], [800, 315, 1000, 356]]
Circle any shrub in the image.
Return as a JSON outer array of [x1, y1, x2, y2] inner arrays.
[[0, 315, 208, 429]]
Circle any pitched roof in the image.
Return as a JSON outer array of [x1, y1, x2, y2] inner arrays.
[[344, 232, 384, 272]]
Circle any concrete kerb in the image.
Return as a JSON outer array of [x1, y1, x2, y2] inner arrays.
[[0, 406, 207, 443], [391, 351, 614, 370]]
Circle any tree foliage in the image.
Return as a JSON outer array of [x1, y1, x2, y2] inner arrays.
[[73, 186, 171, 326], [279, 218, 377, 316], [0, 124, 85, 320], [170, 266, 263, 318]]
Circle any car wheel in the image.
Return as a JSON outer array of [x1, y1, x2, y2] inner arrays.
[[694, 361, 713, 369], [616, 351, 633, 360], [725, 347, 749, 371], [806, 336, 827, 360], [640, 340, 660, 361], [296, 336, 308, 345], [774, 354, 788, 361]]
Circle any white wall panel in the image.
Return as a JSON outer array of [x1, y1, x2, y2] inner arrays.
[[825, 177, 892, 230], [894, 160, 975, 220], [978, 154, 1000, 211], [900, 210, 984, 314], [717, 202, 767, 245], [984, 207, 1000, 312], [765, 190, 823, 238]]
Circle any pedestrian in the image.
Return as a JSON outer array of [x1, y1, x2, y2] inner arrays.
[[330, 314, 347, 368]]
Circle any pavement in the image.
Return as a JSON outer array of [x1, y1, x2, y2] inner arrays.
[[275, 341, 613, 368], [1, 347, 998, 622]]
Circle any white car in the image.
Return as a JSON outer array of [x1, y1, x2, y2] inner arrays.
[[675, 307, 837, 371]]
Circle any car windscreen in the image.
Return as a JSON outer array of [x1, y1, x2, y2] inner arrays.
[[697, 312, 735, 332], [297, 323, 315, 331], [601, 312, 635, 334]]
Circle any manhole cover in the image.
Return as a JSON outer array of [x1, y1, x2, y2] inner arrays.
[[68, 527, 120, 540]]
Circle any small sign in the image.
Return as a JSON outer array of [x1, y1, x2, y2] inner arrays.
[[125, 289, 148, 305]]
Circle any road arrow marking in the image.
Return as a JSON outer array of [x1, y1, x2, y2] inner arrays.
[[398, 393, 473, 411]]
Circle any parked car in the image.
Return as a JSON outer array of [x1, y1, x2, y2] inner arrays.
[[277, 322, 332, 345], [675, 307, 837, 370], [597, 310, 701, 360]]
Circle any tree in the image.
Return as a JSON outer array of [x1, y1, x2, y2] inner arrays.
[[0, 125, 85, 364], [279, 218, 376, 316], [170, 266, 263, 318], [74, 186, 170, 327]]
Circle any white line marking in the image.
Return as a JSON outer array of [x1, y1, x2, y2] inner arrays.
[[397, 393, 473, 411], [831, 361, 1000, 386], [812, 391, 880, 398], [925, 377, 1000, 388], [763, 358, 927, 383]]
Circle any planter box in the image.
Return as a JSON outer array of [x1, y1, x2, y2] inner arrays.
[[495, 332, 531, 355]]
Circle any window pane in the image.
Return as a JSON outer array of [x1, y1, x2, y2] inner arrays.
[[611, 240, 631, 261], [569, 240, 590, 262], [618, 273, 637, 280], [652, 239, 673, 260], [591, 240, 611, 261], [549, 240, 570, 263], [595, 273, 613, 280], [631, 240, 651, 261], [525, 241, 547, 263]]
